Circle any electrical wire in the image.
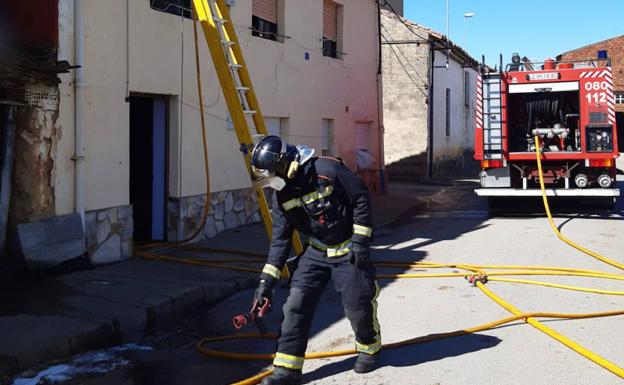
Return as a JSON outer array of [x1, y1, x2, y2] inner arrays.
[[380, 0, 429, 41], [381, 22, 430, 89], [380, 32, 428, 98]]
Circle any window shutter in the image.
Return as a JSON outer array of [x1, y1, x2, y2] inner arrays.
[[253, 0, 278, 24], [323, 0, 338, 42]]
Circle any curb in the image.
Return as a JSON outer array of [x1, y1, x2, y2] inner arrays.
[[0, 262, 256, 382]]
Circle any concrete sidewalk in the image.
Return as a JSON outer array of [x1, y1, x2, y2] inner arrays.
[[0, 180, 470, 383], [0, 227, 272, 382]]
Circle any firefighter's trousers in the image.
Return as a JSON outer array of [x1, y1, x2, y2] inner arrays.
[[272, 246, 381, 371]]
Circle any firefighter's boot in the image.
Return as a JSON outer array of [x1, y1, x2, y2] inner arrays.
[[261, 366, 302, 385], [353, 352, 379, 374]]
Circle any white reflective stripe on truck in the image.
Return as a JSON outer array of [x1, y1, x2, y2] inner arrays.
[[474, 188, 620, 197], [508, 81, 579, 94]]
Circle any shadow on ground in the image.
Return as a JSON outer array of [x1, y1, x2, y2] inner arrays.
[[303, 333, 501, 384]]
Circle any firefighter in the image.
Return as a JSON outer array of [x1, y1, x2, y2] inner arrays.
[[249, 135, 381, 385]]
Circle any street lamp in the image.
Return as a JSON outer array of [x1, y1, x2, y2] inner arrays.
[[464, 12, 475, 47]]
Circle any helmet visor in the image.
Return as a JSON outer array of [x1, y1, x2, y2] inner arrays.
[[250, 166, 286, 191], [251, 164, 271, 182]]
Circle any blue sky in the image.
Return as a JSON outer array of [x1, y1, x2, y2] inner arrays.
[[403, 0, 624, 67]]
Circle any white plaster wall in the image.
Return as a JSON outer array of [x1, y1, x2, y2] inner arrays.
[[56, 0, 76, 215], [55, 0, 380, 214], [431, 50, 477, 164]]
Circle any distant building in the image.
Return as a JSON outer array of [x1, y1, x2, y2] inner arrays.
[[557, 35, 624, 151], [381, 9, 478, 181]]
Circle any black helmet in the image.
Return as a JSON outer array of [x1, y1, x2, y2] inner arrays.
[[251, 135, 299, 178]]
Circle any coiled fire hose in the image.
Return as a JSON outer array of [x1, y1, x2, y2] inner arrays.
[[136, 135, 623, 384]]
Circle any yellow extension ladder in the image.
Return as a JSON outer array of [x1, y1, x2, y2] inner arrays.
[[191, 0, 304, 261]]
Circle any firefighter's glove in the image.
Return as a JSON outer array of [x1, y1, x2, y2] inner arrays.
[[254, 279, 273, 309], [351, 242, 370, 268]]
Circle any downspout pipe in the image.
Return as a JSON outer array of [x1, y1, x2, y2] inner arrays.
[[74, 0, 86, 226], [427, 42, 435, 179], [376, 1, 385, 194]]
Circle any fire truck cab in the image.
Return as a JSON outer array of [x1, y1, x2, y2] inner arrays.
[[474, 54, 620, 207]]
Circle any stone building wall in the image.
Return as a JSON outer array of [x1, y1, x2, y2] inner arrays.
[[167, 188, 262, 243], [381, 10, 431, 181], [10, 85, 60, 226], [84, 205, 133, 265]]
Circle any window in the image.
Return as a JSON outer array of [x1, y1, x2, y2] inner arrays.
[[323, 0, 342, 59], [322, 119, 334, 156], [445, 88, 451, 137], [464, 71, 470, 107], [150, 0, 192, 18], [323, 39, 338, 59], [616, 92, 624, 104], [252, 0, 278, 41]]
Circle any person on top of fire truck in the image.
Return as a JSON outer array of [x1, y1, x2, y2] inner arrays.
[[249, 135, 381, 385]]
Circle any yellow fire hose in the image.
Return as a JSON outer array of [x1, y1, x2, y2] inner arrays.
[[533, 136, 624, 271], [134, 255, 624, 384], [195, 309, 624, 385], [136, 23, 624, 382], [135, 135, 624, 383]]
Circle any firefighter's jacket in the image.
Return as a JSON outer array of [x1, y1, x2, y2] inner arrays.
[[259, 157, 373, 283]]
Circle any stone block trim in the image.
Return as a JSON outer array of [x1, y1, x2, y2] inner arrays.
[[168, 188, 262, 242], [85, 205, 133, 265]]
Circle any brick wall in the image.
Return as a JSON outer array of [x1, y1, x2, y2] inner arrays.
[[558, 35, 624, 111]]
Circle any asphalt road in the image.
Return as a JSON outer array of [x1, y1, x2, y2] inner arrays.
[[11, 176, 624, 385]]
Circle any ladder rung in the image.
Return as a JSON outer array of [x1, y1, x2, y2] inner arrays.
[[222, 40, 235, 46], [213, 16, 227, 23], [243, 110, 257, 115], [229, 64, 243, 69], [237, 87, 250, 92]]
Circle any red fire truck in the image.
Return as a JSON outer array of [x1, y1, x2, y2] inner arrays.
[[474, 54, 620, 207]]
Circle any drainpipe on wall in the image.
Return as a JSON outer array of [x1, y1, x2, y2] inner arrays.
[[376, 0, 386, 194], [427, 42, 435, 179], [74, 0, 86, 226], [376, 74, 385, 194]]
